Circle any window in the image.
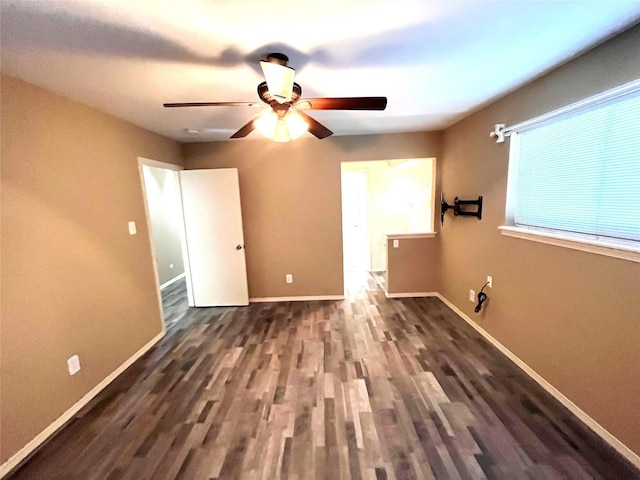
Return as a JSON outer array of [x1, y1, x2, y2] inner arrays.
[[501, 81, 640, 261]]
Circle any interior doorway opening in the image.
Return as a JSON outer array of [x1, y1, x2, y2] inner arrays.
[[340, 158, 436, 291], [138, 158, 189, 327], [139, 161, 249, 316]]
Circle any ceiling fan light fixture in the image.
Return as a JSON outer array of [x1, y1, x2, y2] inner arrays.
[[260, 61, 295, 103], [254, 110, 278, 138], [272, 118, 291, 143], [165, 52, 386, 141], [254, 110, 308, 142], [284, 110, 308, 139]]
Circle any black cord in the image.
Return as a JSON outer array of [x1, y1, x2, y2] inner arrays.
[[475, 281, 489, 313]]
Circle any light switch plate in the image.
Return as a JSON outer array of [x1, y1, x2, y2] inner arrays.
[[128, 221, 137, 235], [393, 239, 399, 248], [67, 355, 81, 375]]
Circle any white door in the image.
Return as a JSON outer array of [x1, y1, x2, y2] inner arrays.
[[179, 168, 249, 306], [341, 171, 369, 272]]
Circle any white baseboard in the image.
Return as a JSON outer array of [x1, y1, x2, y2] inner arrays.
[[435, 294, 640, 470], [160, 272, 185, 291], [0, 331, 165, 479], [385, 291, 438, 298], [249, 295, 345, 303]]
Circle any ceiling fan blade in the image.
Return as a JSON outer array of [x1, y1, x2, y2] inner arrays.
[[299, 97, 387, 111], [164, 102, 262, 108], [230, 118, 257, 138], [296, 110, 333, 139]]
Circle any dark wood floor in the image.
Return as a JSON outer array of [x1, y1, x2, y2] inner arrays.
[[9, 273, 639, 479]]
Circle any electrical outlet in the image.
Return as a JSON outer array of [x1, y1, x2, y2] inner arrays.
[[469, 289, 475, 302], [286, 274, 293, 284], [487, 276, 493, 288], [67, 355, 81, 375]]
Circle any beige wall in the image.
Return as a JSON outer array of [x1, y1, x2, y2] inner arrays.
[[367, 165, 396, 270], [387, 237, 440, 294], [439, 25, 640, 454], [183, 132, 442, 298], [0, 75, 183, 463]]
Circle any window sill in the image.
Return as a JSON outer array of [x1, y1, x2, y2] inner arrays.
[[386, 232, 437, 240], [499, 226, 639, 263]]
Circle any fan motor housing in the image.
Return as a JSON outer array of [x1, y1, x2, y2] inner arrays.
[[257, 81, 302, 105], [265, 53, 289, 65]]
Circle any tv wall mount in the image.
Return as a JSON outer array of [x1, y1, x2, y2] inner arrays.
[[440, 193, 483, 225]]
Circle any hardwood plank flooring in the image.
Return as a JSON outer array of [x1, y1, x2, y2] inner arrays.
[[8, 273, 639, 479]]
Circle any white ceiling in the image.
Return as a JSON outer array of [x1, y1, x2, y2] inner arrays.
[[2, 0, 639, 143]]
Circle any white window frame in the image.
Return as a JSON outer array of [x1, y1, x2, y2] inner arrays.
[[500, 79, 640, 263]]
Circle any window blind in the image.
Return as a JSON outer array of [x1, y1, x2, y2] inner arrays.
[[513, 89, 640, 243]]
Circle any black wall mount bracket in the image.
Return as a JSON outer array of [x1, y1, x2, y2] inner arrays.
[[440, 193, 483, 225]]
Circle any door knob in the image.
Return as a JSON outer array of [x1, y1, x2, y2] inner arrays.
[[236, 244, 243, 250]]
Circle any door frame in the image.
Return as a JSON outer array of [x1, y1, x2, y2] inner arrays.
[[137, 157, 186, 329]]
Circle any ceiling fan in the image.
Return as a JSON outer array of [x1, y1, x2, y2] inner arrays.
[[164, 53, 387, 142]]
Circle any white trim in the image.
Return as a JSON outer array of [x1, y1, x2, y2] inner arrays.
[[385, 232, 437, 240], [0, 331, 165, 479], [368, 268, 386, 273], [385, 291, 438, 298], [249, 295, 345, 303], [160, 272, 186, 290], [499, 226, 640, 263], [491, 78, 640, 142], [137, 157, 184, 171], [435, 294, 640, 470]]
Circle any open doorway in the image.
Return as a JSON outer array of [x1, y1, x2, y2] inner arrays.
[[341, 158, 436, 291], [138, 158, 189, 326]]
